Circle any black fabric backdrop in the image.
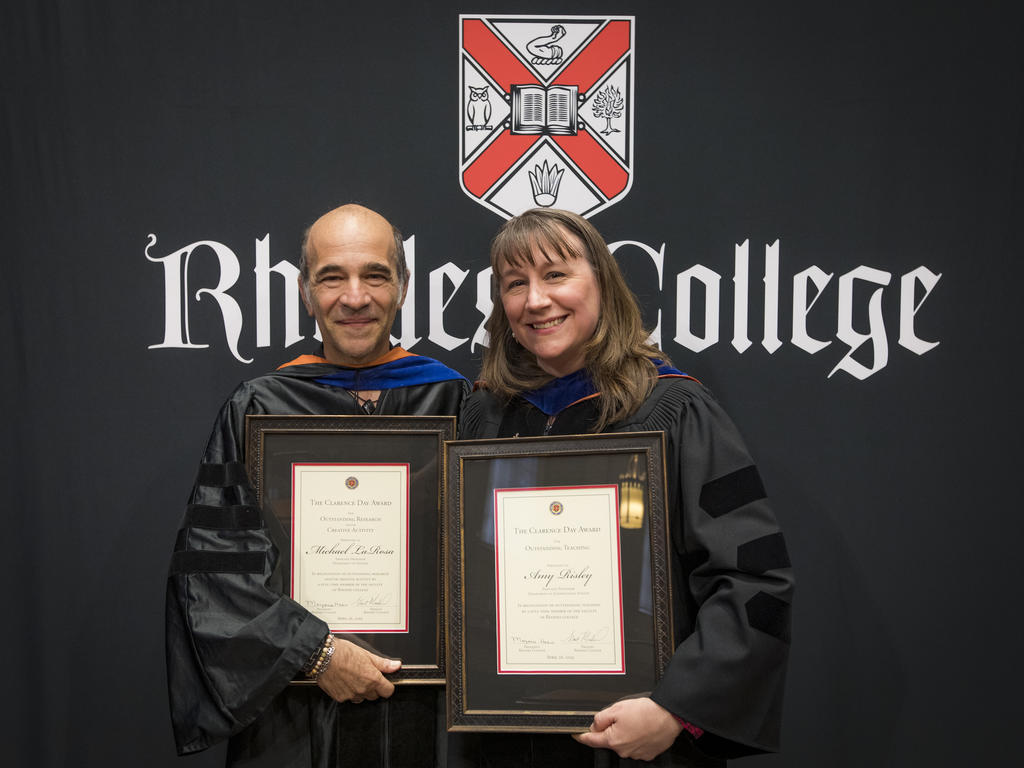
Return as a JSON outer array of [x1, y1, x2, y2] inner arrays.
[[4, 1, 1022, 765]]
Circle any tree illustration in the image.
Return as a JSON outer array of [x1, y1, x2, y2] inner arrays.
[[591, 85, 624, 135]]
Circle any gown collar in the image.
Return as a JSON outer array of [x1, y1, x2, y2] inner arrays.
[[278, 347, 466, 391], [520, 361, 687, 416]]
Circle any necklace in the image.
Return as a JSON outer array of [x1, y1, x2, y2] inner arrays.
[[348, 389, 379, 415]]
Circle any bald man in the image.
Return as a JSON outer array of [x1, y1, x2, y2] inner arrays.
[[166, 205, 468, 767]]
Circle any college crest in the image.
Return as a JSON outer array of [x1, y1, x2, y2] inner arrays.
[[459, 15, 635, 219]]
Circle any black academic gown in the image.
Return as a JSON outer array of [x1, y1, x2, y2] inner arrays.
[[450, 376, 793, 767], [166, 356, 468, 767]]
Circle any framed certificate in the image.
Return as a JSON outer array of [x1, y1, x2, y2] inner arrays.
[[246, 415, 455, 684], [445, 432, 673, 731]]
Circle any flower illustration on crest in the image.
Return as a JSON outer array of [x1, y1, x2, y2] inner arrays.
[[345, 476, 359, 490], [549, 501, 564, 515], [530, 160, 564, 207]]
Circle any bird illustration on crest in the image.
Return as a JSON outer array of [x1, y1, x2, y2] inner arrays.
[[466, 86, 492, 131]]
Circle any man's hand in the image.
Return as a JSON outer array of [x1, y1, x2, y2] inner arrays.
[[315, 638, 400, 704], [572, 697, 683, 761]]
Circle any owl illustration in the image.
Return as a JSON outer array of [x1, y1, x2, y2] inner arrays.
[[466, 86, 492, 131]]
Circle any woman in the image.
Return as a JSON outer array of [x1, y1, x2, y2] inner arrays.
[[456, 209, 793, 767]]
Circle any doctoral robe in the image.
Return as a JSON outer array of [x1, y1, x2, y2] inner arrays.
[[166, 350, 468, 767], [450, 372, 793, 767]]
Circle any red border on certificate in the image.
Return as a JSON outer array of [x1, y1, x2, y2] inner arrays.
[[291, 462, 411, 634], [493, 484, 625, 675]]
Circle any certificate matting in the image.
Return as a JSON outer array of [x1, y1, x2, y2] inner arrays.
[[246, 415, 455, 684], [291, 462, 410, 633], [494, 485, 625, 675], [445, 432, 673, 732]]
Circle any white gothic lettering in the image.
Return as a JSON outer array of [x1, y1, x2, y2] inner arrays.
[[145, 233, 940, 378]]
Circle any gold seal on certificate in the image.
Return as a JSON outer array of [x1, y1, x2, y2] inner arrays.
[[494, 485, 624, 674], [291, 463, 409, 633]]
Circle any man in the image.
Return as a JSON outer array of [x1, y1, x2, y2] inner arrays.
[[166, 204, 468, 767]]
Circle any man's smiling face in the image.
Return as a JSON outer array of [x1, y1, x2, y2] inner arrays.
[[300, 206, 408, 366]]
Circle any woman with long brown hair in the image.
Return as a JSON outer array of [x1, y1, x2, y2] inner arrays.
[[457, 209, 793, 767]]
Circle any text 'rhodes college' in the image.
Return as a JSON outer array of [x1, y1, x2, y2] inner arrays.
[[146, 232, 940, 380]]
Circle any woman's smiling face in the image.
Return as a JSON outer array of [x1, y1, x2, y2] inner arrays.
[[498, 228, 601, 378]]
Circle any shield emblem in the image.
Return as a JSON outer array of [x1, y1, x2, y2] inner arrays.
[[459, 15, 635, 219]]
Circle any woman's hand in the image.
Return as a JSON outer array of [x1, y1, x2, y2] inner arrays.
[[573, 697, 683, 761]]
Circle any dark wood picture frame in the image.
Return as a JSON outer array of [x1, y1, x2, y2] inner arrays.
[[246, 414, 455, 684], [445, 431, 674, 731]]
